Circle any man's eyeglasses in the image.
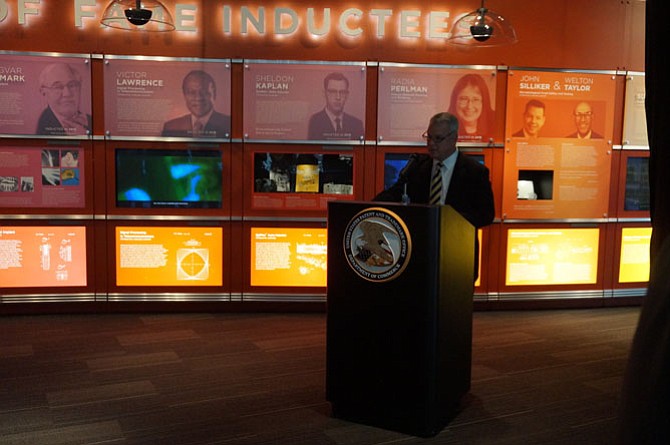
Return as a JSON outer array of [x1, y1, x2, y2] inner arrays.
[[574, 112, 593, 119], [422, 131, 453, 144], [42, 81, 81, 93], [326, 89, 349, 97]]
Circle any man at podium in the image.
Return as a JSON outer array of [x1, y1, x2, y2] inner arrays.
[[373, 112, 494, 280], [374, 112, 494, 229]]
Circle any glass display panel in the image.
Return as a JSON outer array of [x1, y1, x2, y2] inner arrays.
[[503, 69, 616, 219], [505, 228, 600, 286], [250, 227, 327, 287], [116, 148, 222, 209], [0, 225, 87, 287], [619, 227, 651, 283], [115, 226, 223, 286], [0, 146, 85, 208], [253, 152, 353, 195], [624, 156, 650, 212]]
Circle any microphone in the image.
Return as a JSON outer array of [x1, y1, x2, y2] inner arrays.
[[398, 153, 419, 182], [398, 153, 418, 205]]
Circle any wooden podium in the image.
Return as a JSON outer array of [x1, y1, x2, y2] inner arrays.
[[326, 201, 475, 437]]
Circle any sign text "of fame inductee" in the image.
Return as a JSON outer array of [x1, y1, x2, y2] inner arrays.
[[1, 2, 457, 41]]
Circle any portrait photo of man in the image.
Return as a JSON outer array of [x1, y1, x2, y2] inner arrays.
[[307, 72, 364, 141], [161, 70, 231, 138], [566, 101, 603, 139], [36, 63, 92, 136], [512, 99, 546, 139]]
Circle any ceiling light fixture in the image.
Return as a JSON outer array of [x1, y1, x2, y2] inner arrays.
[[447, 0, 517, 46], [101, 0, 176, 32]]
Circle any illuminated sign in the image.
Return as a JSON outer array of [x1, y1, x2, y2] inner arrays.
[[0, 2, 460, 42], [250, 227, 327, 287], [619, 227, 651, 283], [505, 228, 600, 286], [0, 225, 87, 287], [115, 226, 223, 286]]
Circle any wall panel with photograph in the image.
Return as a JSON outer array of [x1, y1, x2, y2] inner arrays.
[[242, 60, 366, 144], [502, 69, 617, 221], [376, 63, 497, 145], [103, 56, 231, 141], [0, 51, 92, 139], [0, 140, 93, 214]]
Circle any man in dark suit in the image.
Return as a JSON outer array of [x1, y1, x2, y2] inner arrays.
[[36, 63, 92, 136], [566, 101, 603, 139], [512, 99, 546, 139], [162, 70, 230, 138], [374, 112, 494, 279], [307, 72, 364, 141]]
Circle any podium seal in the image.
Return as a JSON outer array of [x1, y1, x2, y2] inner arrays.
[[343, 207, 412, 282]]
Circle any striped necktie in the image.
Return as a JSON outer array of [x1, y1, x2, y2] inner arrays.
[[193, 119, 204, 135], [429, 161, 443, 205]]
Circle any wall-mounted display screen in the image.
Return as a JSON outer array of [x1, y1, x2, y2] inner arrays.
[[115, 226, 223, 286], [0, 226, 87, 287], [619, 227, 651, 283], [250, 227, 327, 287], [116, 148, 222, 209], [505, 228, 600, 286], [0, 146, 85, 208], [624, 156, 650, 212], [253, 152, 353, 195]]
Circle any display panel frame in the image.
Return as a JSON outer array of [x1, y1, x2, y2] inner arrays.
[[0, 220, 96, 298], [615, 148, 650, 219], [106, 220, 230, 299], [243, 143, 364, 217], [614, 223, 651, 288], [622, 71, 649, 149], [103, 55, 232, 142], [502, 68, 617, 221], [376, 62, 498, 146], [242, 60, 367, 144], [242, 221, 328, 301], [497, 223, 607, 295], [105, 141, 231, 217], [0, 51, 93, 140], [0, 139, 94, 215]]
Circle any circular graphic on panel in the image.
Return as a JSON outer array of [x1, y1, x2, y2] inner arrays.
[[343, 207, 412, 282], [176, 248, 210, 280]]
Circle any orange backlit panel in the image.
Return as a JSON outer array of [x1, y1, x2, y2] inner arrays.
[[115, 226, 223, 286], [251, 227, 327, 287], [0, 226, 87, 287], [619, 227, 651, 283], [506, 228, 599, 286]]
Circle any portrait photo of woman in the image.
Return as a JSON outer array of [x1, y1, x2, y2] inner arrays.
[[448, 73, 495, 142]]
